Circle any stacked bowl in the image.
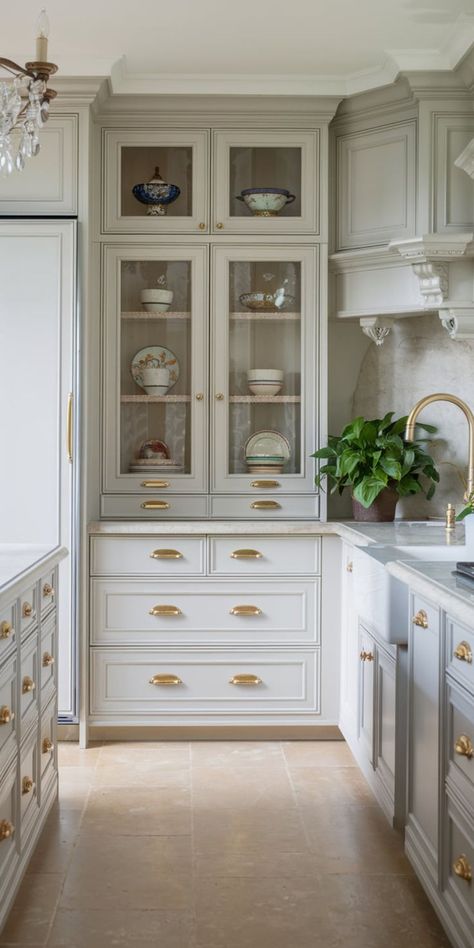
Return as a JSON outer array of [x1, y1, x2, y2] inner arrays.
[[247, 369, 283, 396]]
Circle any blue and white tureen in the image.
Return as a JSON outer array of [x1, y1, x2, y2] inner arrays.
[[132, 167, 180, 216]]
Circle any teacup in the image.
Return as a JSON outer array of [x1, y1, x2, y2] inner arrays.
[[142, 366, 170, 396]]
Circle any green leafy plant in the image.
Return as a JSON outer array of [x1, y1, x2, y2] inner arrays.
[[456, 492, 474, 522], [312, 412, 439, 509]]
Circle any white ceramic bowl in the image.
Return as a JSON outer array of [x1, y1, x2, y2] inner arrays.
[[248, 381, 283, 396], [143, 384, 169, 396], [142, 301, 171, 313], [140, 288, 174, 303], [247, 369, 283, 381]]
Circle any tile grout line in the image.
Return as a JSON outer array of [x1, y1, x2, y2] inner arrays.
[[280, 742, 315, 852]]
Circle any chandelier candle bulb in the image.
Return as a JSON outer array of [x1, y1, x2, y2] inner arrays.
[[35, 9, 49, 61]]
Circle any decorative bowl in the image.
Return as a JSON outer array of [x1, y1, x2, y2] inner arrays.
[[236, 187, 295, 216], [132, 167, 180, 217], [247, 369, 283, 381], [141, 289, 174, 303], [248, 381, 283, 396], [142, 366, 170, 396], [239, 291, 296, 313], [138, 439, 170, 460]]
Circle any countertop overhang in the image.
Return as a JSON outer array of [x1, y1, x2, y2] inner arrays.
[[0, 544, 69, 598]]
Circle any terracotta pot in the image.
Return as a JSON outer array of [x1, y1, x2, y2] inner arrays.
[[351, 487, 398, 522]]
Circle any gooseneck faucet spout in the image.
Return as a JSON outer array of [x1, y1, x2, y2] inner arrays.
[[405, 393, 474, 500]]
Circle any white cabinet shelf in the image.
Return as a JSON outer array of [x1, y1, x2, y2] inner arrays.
[[121, 311, 191, 320], [120, 394, 192, 403], [230, 312, 300, 321], [229, 395, 301, 403]]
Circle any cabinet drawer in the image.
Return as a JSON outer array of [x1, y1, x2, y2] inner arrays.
[[0, 762, 18, 892], [101, 494, 209, 520], [209, 537, 321, 576], [40, 620, 56, 699], [444, 795, 474, 935], [0, 600, 16, 666], [210, 495, 319, 520], [20, 585, 37, 638], [91, 580, 319, 647], [19, 635, 38, 739], [91, 536, 205, 576], [40, 569, 56, 619], [446, 682, 474, 811], [91, 648, 319, 716], [40, 697, 57, 785], [447, 616, 474, 692], [0, 656, 17, 769], [20, 732, 39, 839]]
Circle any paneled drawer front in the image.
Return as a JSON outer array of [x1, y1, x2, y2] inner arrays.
[[0, 657, 17, 767], [210, 495, 320, 520], [447, 682, 474, 810], [444, 795, 474, 934], [40, 697, 57, 786], [20, 585, 37, 638], [209, 537, 321, 576], [0, 763, 18, 891], [447, 616, 474, 692], [91, 581, 319, 647], [91, 648, 319, 715], [20, 732, 39, 837], [40, 569, 56, 619], [20, 635, 38, 739], [101, 495, 209, 520], [0, 600, 16, 665], [411, 594, 440, 638], [91, 536, 205, 577], [40, 620, 56, 698]]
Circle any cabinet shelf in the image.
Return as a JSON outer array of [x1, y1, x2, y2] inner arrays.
[[121, 394, 191, 403], [229, 395, 301, 403], [230, 312, 300, 321], [121, 311, 191, 320]]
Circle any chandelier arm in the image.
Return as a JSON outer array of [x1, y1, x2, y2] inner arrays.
[[0, 58, 35, 79]]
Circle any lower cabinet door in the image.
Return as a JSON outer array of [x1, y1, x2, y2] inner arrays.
[[0, 762, 19, 897], [19, 732, 39, 843], [358, 625, 375, 766], [39, 697, 57, 800], [90, 648, 319, 718], [374, 644, 396, 804], [443, 794, 474, 942]]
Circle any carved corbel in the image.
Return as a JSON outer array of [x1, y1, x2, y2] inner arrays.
[[412, 261, 448, 308], [439, 305, 474, 341], [359, 316, 391, 346]]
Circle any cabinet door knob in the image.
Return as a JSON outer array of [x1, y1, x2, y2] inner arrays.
[[0, 706, 14, 725], [230, 605, 262, 616], [22, 602, 34, 619], [149, 604, 182, 617], [215, 392, 225, 400], [0, 621, 13, 639], [141, 500, 170, 510], [360, 650, 374, 662], [195, 392, 204, 401], [149, 674, 182, 686], [42, 583, 54, 599], [22, 776, 35, 795], [198, 222, 206, 230], [229, 674, 262, 685], [216, 222, 224, 229], [22, 676, 36, 694], [453, 854, 472, 882], [0, 820, 14, 841], [454, 735, 473, 759], [230, 549, 263, 560], [454, 641, 473, 664], [346, 562, 353, 573], [250, 500, 281, 510], [42, 652, 55, 667], [42, 738, 54, 754], [150, 549, 183, 560], [412, 610, 428, 629]]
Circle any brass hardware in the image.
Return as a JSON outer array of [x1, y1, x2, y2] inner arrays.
[[346, 562, 353, 573], [149, 605, 182, 617], [66, 391, 73, 463], [405, 394, 474, 499], [455, 735, 473, 759], [445, 503, 456, 532], [195, 392, 204, 401], [454, 641, 473, 664], [216, 222, 224, 229], [42, 583, 54, 598], [230, 605, 262, 616], [412, 610, 429, 629], [251, 480, 280, 489], [453, 854, 472, 882], [141, 481, 170, 489], [22, 602, 34, 619], [360, 650, 374, 662], [149, 674, 182, 686], [0, 621, 13, 639], [250, 500, 281, 510], [42, 737, 54, 754], [22, 676, 35, 694], [0, 820, 14, 842], [42, 652, 54, 667], [22, 776, 34, 795], [215, 392, 225, 400], [140, 500, 170, 510], [0, 706, 14, 725], [198, 222, 206, 230], [229, 674, 262, 685], [230, 549, 263, 560], [150, 549, 183, 560]]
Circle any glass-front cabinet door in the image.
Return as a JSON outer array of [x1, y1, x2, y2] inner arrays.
[[102, 245, 208, 502], [211, 245, 318, 497], [212, 131, 319, 235], [102, 130, 210, 234]]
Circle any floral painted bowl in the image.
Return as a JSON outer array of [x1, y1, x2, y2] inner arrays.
[[239, 291, 296, 313], [236, 187, 295, 216], [132, 167, 180, 217]]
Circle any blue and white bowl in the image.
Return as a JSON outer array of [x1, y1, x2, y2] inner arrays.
[[236, 187, 296, 216], [132, 167, 180, 217]]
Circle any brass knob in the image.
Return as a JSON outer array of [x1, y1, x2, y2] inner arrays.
[[42, 652, 55, 667], [149, 674, 182, 686], [216, 222, 224, 229], [453, 854, 472, 882], [195, 392, 204, 401], [215, 393, 225, 400], [22, 676, 35, 694], [360, 650, 374, 662], [346, 562, 353, 573], [251, 480, 280, 489], [0, 621, 13, 639], [0, 706, 14, 725], [140, 500, 170, 510], [42, 583, 54, 599], [42, 737, 54, 754], [229, 674, 262, 685], [250, 500, 281, 510], [454, 735, 473, 759], [150, 549, 183, 560], [149, 604, 182, 617], [141, 481, 169, 489], [198, 222, 206, 230], [22, 776, 34, 795], [22, 602, 34, 619], [230, 605, 262, 616], [230, 549, 263, 560], [412, 610, 428, 629], [454, 641, 473, 664], [0, 820, 14, 842]]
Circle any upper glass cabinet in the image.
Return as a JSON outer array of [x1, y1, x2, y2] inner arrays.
[[212, 130, 319, 234], [102, 130, 210, 233]]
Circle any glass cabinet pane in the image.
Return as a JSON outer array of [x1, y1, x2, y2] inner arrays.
[[121, 147, 193, 218], [229, 147, 302, 219]]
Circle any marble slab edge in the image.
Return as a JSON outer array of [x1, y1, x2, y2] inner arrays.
[[0, 544, 68, 597], [87, 519, 373, 543], [387, 559, 474, 627]]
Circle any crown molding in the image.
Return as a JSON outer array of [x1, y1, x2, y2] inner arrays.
[[390, 234, 474, 262], [48, 75, 106, 109]]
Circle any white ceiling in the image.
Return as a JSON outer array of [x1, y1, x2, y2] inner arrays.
[[3, 0, 474, 95]]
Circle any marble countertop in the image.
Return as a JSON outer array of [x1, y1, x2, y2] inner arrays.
[[387, 558, 474, 626], [0, 544, 68, 599]]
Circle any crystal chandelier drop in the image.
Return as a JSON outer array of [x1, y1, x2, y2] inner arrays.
[[0, 9, 58, 175]]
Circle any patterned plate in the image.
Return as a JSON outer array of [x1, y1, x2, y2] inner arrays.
[[131, 346, 180, 392], [244, 429, 291, 462]]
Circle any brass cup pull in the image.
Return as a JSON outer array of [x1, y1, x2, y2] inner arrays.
[[141, 500, 170, 510], [42, 737, 54, 754], [0, 820, 14, 842], [22, 676, 36, 694], [360, 650, 374, 662], [42, 652, 55, 667], [346, 562, 353, 573], [412, 610, 428, 629], [454, 641, 473, 664], [22, 602, 34, 619], [0, 621, 13, 639], [251, 480, 280, 489], [150, 549, 183, 560], [149, 605, 182, 617], [230, 605, 262, 616], [454, 735, 473, 759], [250, 500, 281, 510], [22, 776, 34, 795], [149, 674, 182, 686], [0, 706, 14, 725], [453, 854, 472, 882], [229, 674, 263, 686], [42, 583, 54, 599], [230, 549, 263, 560], [141, 480, 170, 489]]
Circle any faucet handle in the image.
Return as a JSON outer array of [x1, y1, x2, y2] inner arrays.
[[445, 503, 456, 532]]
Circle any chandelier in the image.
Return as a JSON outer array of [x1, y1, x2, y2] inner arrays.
[[0, 9, 57, 175]]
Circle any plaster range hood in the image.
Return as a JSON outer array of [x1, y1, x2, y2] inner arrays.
[[330, 232, 474, 343]]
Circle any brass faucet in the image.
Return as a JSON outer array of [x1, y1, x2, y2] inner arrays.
[[405, 393, 474, 500]]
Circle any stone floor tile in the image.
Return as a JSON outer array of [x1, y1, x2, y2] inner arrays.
[[97, 741, 190, 769], [46, 909, 193, 948], [57, 743, 102, 768], [195, 850, 319, 878], [0, 874, 63, 945], [300, 804, 411, 874], [81, 785, 191, 836], [192, 764, 294, 810], [193, 804, 308, 855], [290, 764, 374, 806], [282, 739, 356, 768], [27, 810, 81, 875], [92, 763, 191, 790], [190, 741, 284, 768]]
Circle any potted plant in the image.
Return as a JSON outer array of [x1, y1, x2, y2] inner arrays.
[[312, 412, 439, 522]]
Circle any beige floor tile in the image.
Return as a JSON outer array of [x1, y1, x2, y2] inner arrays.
[[97, 741, 190, 769], [59, 835, 192, 911], [191, 741, 283, 768], [0, 874, 63, 946], [282, 739, 356, 768], [195, 850, 319, 878], [290, 765, 374, 806], [92, 763, 191, 790], [57, 743, 102, 768], [192, 764, 294, 810], [27, 810, 81, 875], [81, 785, 191, 836], [193, 805, 308, 855], [300, 804, 411, 874], [46, 909, 193, 948]]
